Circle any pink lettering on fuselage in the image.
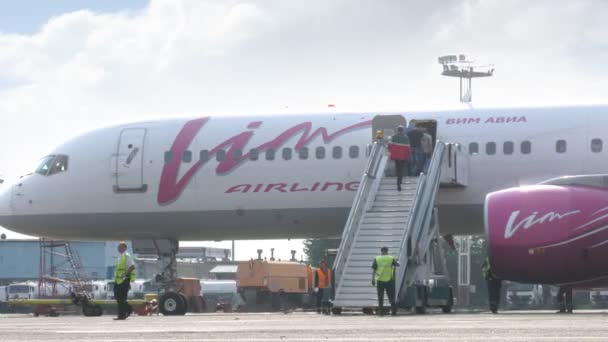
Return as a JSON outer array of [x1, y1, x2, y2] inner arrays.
[[224, 181, 360, 194], [158, 118, 372, 204]]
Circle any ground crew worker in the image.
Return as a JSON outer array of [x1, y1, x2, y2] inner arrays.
[[556, 286, 574, 313], [114, 241, 135, 320], [482, 256, 502, 314], [388, 125, 410, 191], [314, 260, 332, 314], [371, 246, 400, 316]]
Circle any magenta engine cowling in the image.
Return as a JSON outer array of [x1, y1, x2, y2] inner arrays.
[[485, 185, 608, 284]]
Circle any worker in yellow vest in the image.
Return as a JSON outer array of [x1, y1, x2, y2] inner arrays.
[[314, 260, 332, 314], [371, 246, 400, 316], [114, 241, 135, 320]]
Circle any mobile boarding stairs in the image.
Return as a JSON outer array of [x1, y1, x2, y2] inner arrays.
[[332, 140, 465, 314]]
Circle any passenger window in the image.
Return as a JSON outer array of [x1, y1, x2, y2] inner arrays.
[[298, 147, 309, 160], [349, 146, 359, 159], [200, 150, 209, 162], [468, 142, 478, 155], [164, 151, 173, 163], [591, 138, 603, 153], [182, 151, 192, 163], [49, 155, 68, 175], [282, 148, 292, 160], [486, 142, 496, 155], [35, 155, 56, 175], [333, 146, 343, 159], [232, 149, 243, 160], [556, 140, 567, 153], [316, 146, 325, 159], [249, 149, 259, 161], [503, 142, 514, 155], [216, 149, 226, 161], [266, 149, 275, 161], [521, 141, 531, 154]]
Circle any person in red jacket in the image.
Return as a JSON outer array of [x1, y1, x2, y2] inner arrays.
[[388, 126, 411, 191]]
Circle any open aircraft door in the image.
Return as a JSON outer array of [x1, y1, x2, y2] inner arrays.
[[115, 128, 147, 192], [440, 143, 469, 187]]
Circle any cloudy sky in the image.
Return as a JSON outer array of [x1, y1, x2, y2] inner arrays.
[[1, 0, 607, 259]]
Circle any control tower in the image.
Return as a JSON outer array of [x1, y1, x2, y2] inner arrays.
[[438, 54, 494, 103]]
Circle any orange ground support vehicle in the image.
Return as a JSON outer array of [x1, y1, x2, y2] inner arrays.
[[237, 259, 314, 311]]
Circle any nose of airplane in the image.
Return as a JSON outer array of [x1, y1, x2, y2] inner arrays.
[[0, 185, 13, 227]]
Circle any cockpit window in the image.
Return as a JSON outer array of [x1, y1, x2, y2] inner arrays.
[[49, 155, 68, 175], [36, 155, 56, 175], [35, 154, 69, 176]]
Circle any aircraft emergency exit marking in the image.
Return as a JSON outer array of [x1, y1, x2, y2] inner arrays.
[[158, 118, 372, 204]]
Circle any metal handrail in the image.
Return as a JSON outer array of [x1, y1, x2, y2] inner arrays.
[[333, 141, 387, 287], [411, 143, 446, 249], [395, 142, 446, 298]]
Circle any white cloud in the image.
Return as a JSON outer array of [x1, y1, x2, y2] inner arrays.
[[0, 0, 606, 176]]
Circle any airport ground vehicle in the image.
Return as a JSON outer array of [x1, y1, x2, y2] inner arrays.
[[0, 286, 7, 313], [506, 283, 543, 309], [200, 280, 244, 312], [237, 259, 313, 311], [7, 282, 38, 300], [590, 290, 608, 308], [106, 279, 146, 300]]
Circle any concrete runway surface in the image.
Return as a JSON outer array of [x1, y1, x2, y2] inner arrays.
[[2, 311, 608, 341]]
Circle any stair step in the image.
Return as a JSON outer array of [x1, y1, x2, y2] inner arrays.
[[369, 208, 409, 213], [341, 279, 384, 287], [353, 241, 402, 249], [358, 228, 405, 234], [364, 212, 409, 218], [355, 235, 402, 241], [361, 219, 408, 224], [350, 247, 402, 255], [375, 194, 415, 200], [373, 198, 413, 205]]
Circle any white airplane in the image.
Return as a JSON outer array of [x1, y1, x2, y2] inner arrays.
[[0, 105, 601, 240], [0, 105, 607, 289]]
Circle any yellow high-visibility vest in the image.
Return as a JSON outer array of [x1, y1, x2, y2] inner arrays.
[[114, 253, 135, 284], [375, 255, 395, 282]]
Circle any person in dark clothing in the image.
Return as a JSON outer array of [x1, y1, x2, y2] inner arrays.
[[482, 257, 502, 314], [556, 286, 573, 313], [371, 247, 400, 316], [389, 126, 410, 191], [406, 124, 425, 176]]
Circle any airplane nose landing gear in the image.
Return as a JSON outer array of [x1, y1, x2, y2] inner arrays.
[[132, 239, 189, 315]]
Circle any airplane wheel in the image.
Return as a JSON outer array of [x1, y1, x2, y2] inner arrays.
[[160, 292, 186, 316], [83, 304, 103, 317], [177, 293, 188, 315], [331, 307, 342, 315], [415, 306, 426, 314]]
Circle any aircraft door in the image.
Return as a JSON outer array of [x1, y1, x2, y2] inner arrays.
[[115, 128, 147, 192]]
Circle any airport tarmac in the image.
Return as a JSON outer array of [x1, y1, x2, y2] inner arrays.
[[2, 310, 608, 341]]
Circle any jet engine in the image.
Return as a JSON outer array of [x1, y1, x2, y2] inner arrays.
[[485, 183, 608, 284]]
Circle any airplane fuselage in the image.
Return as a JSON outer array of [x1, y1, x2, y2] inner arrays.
[[0, 105, 605, 241]]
